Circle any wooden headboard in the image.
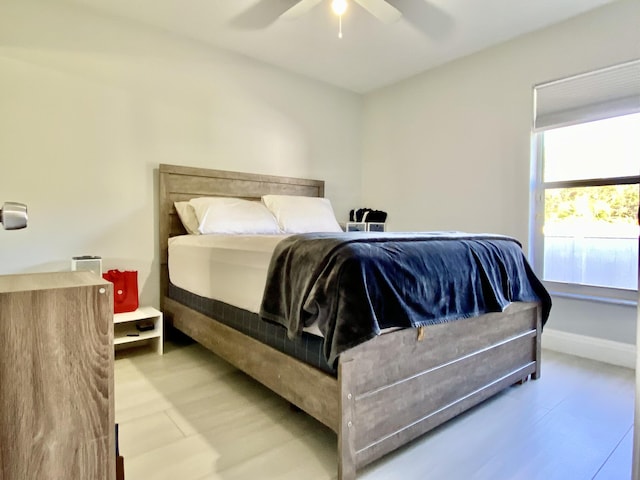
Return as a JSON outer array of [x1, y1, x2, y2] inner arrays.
[[158, 164, 325, 297]]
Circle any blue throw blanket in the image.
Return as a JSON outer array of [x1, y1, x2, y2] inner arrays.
[[259, 232, 551, 367]]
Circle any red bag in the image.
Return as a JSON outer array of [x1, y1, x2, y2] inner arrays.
[[102, 269, 139, 314]]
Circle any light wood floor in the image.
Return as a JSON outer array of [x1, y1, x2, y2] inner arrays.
[[115, 336, 635, 480]]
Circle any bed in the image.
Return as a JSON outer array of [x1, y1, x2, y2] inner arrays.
[[159, 163, 548, 480]]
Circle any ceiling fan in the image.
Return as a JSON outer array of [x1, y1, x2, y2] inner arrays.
[[232, 0, 402, 30], [232, 0, 454, 41], [281, 0, 402, 24]]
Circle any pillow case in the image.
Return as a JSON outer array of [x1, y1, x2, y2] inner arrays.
[[262, 194, 342, 233], [174, 201, 200, 235], [189, 197, 280, 235]]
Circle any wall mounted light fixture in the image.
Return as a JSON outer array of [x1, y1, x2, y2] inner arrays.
[[0, 202, 28, 230]]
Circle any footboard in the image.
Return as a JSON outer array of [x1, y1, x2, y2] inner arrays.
[[336, 302, 541, 479]]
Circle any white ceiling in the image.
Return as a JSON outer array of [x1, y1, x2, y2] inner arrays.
[[57, 0, 616, 93]]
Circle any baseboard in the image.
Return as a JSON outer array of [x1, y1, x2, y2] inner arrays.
[[542, 328, 636, 369]]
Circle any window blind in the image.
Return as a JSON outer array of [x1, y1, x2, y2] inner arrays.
[[533, 59, 640, 131]]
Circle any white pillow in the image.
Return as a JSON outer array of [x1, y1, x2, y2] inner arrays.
[[189, 197, 280, 235], [262, 194, 342, 233], [174, 201, 200, 235]]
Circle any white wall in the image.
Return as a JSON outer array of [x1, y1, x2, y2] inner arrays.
[[0, 0, 362, 307], [0, 0, 636, 346], [361, 0, 639, 345], [635, 283, 640, 477]]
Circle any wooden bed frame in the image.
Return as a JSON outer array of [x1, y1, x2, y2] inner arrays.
[[158, 163, 542, 480]]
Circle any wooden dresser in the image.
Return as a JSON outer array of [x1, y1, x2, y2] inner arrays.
[[0, 271, 115, 480]]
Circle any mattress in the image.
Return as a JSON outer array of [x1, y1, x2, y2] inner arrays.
[[168, 234, 331, 338], [168, 234, 289, 314], [167, 234, 336, 372], [168, 232, 550, 370]]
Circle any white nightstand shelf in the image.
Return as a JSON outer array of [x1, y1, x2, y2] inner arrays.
[[114, 306, 163, 355]]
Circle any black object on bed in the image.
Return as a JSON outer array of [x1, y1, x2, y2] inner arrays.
[[260, 232, 552, 367]]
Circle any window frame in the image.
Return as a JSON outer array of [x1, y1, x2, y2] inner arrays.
[[530, 133, 639, 305]]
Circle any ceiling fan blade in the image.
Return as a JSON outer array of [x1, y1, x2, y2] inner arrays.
[[386, 0, 454, 40], [231, 0, 304, 29], [280, 0, 323, 20], [354, 0, 402, 24]]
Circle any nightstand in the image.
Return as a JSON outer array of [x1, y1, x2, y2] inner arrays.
[[114, 306, 163, 355], [0, 272, 115, 479]]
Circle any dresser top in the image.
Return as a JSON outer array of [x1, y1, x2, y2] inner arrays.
[[0, 271, 109, 293]]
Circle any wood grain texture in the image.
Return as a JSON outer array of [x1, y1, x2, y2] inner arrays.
[[165, 297, 339, 431], [158, 164, 543, 480], [338, 358, 357, 480], [340, 303, 539, 395], [0, 272, 115, 480]]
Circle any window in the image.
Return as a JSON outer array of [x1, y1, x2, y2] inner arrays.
[[532, 61, 640, 301]]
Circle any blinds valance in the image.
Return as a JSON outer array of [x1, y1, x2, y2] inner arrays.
[[533, 59, 640, 131]]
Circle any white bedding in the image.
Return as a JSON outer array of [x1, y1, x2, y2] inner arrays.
[[168, 234, 289, 314]]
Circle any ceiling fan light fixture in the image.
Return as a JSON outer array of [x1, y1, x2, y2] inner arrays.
[[331, 0, 348, 38], [331, 0, 348, 17]]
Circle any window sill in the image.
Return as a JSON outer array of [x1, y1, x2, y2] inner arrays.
[[548, 290, 637, 307], [545, 281, 638, 307]]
